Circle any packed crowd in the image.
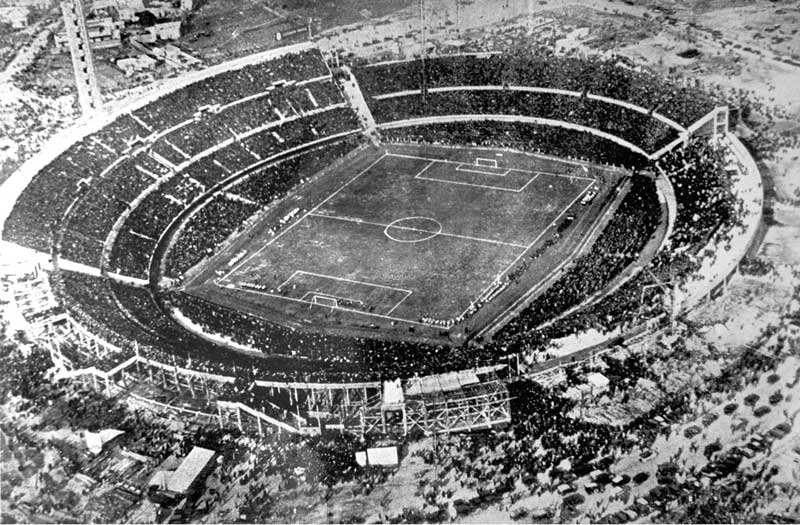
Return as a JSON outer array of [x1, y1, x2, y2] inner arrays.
[[10, 44, 743, 389], [656, 138, 739, 251], [383, 122, 650, 169], [4, 48, 348, 276], [109, 108, 360, 279], [370, 89, 678, 152], [4, 115, 152, 254], [492, 176, 661, 351], [51, 139, 739, 384], [132, 50, 330, 130], [353, 52, 718, 127], [503, 137, 742, 341], [165, 139, 360, 279]]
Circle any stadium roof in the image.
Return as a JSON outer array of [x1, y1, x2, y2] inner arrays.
[[405, 370, 480, 396]]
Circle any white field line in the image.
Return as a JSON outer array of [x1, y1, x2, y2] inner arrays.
[[454, 164, 511, 176], [299, 290, 365, 305], [299, 286, 412, 316], [385, 290, 412, 316], [218, 153, 388, 282], [280, 269, 412, 294], [415, 170, 539, 193], [456, 177, 596, 319], [308, 213, 529, 249], [225, 285, 430, 326], [388, 152, 595, 183]]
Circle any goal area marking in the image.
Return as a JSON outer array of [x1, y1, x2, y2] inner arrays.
[[276, 270, 413, 317], [454, 164, 511, 177]]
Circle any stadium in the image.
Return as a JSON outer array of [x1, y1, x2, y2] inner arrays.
[[0, 42, 763, 437]]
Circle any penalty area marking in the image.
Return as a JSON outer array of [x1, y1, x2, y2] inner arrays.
[[278, 269, 413, 295], [388, 152, 598, 182], [226, 280, 420, 323], [416, 169, 539, 193]]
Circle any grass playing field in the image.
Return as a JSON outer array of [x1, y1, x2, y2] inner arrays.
[[191, 145, 607, 334]]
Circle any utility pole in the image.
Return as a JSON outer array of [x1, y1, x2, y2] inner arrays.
[[60, 0, 103, 115]]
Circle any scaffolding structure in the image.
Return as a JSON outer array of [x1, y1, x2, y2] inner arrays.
[[43, 317, 511, 438]]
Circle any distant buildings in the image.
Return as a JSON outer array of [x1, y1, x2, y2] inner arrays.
[[0, 6, 31, 28], [52, 0, 191, 53]]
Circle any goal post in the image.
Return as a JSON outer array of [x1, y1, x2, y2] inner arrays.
[[311, 295, 338, 308], [475, 158, 498, 168]]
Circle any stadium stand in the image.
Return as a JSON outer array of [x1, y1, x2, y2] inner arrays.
[[4, 47, 742, 387]]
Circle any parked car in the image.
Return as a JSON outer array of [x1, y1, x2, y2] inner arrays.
[[612, 474, 631, 486], [684, 425, 702, 438], [584, 482, 601, 494]]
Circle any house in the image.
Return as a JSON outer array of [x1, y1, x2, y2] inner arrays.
[[0, 6, 30, 28], [586, 372, 610, 394]]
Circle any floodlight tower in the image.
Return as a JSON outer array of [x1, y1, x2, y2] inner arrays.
[[419, 0, 427, 103], [60, 0, 103, 115]]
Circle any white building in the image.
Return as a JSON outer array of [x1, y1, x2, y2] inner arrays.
[[0, 6, 30, 28]]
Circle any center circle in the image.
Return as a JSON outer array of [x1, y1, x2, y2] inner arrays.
[[384, 216, 443, 243]]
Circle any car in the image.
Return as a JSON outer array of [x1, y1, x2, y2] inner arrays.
[[743, 393, 760, 407], [768, 422, 792, 440], [584, 481, 601, 493], [557, 483, 577, 495], [700, 470, 719, 480], [703, 442, 722, 457], [572, 463, 594, 477], [595, 456, 615, 470], [612, 474, 631, 486], [723, 403, 738, 415], [768, 391, 783, 405], [657, 462, 680, 477], [754, 405, 772, 417], [684, 425, 702, 438], [594, 472, 613, 485], [737, 446, 756, 458], [562, 493, 585, 508], [558, 471, 578, 483], [632, 472, 650, 484], [639, 449, 655, 461]]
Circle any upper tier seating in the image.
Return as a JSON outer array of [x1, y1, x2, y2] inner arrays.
[[354, 53, 717, 127], [3, 49, 336, 257]]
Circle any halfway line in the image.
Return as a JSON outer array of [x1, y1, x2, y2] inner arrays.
[[308, 213, 529, 249]]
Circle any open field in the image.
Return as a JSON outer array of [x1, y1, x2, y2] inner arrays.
[[186, 144, 622, 341]]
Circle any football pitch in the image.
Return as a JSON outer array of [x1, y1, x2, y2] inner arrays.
[[209, 149, 596, 326]]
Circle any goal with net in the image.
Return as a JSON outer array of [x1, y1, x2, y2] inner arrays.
[[475, 158, 499, 168], [311, 295, 338, 308]]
